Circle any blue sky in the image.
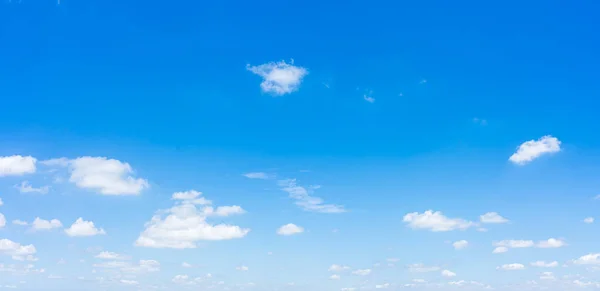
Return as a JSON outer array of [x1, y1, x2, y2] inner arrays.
[[1, 0, 600, 290]]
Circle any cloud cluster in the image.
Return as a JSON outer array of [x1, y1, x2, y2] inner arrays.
[[246, 60, 308, 96]]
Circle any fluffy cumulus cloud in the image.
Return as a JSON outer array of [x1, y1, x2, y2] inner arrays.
[[509, 135, 561, 165], [497, 263, 525, 271], [536, 238, 566, 248], [31, 217, 62, 231], [573, 253, 600, 265], [278, 179, 345, 213], [403, 210, 474, 232], [479, 212, 509, 224], [0, 239, 36, 260], [246, 60, 308, 96], [276, 223, 304, 236], [0, 155, 36, 176], [42, 156, 149, 195], [452, 240, 469, 250], [64, 218, 106, 237], [135, 190, 249, 249], [442, 270, 456, 277]]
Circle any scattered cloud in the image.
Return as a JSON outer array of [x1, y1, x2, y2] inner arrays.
[[479, 212, 509, 224], [583, 217, 594, 224], [12, 220, 28, 226], [135, 190, 249, 249], [236, 265, 249, 271], [0, 239, 36, 260], [0, 213, 5, 228], [442, 270, 456, 277], [403, 210, 474, 232], [0, 155, 36, 176], [31, 217, 62, 231], [15, 181, 49, 194], [330, 274, 340, 280], [494, 240, 535, 249], [472, 117, 488, 126], [573, 253, 600, 265], [492, 247, 508, 254], [276, 223, 304, 236], [246, 60, 308, 96], [43, 157, 149, 195], [181, 262, 192, 268], [64, 218, 106, 237], [536, 238, 566, 248], [352, 269, 372, 276], [530, 261, 559, 268], [364, 94, 375, 103], [452, 240, 469, 250], [95, 251, 128, 260], [408, 264, 440, 273], [497, 263, 525, 271], [242, 172, 272, 180], [329, 264, 351, 272], [278, 179, 346, 213], [509, 135, 561, 165]]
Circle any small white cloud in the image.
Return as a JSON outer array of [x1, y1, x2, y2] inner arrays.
[[403, 210, 474, 232], [536, 238, 566, 248], [242, 172, 271, 179], [530, 261, 559, 268], [278, 179, 345, 213], [352, 269, 372, 276], [0, 198, 3, 206], [0, 155, 36, 176], [276, 223, 304, 236], [330, 274, 340, 280], [452, 240, 469, 250], [0, 213, 5, 228], [12, 220, 28, 226], [539, 271, 556, 281], [95, 251, 127, 260], [494, 240, 535, 248], [64, 218, 106, 237], [236, 265, 249, 271], [181, 262, 192, 268], [31, 218, 62, 231], [479, 212, 509, 224], [509, 135, 561, 165], [375, 283, 390, 289], [472, 117, 488, 126], [0, 239, 36, 259], [135, 191, 249, 249], [583, 217, 594, 224], [246, 60, 308, 96], [442, 270, 456, 277], [364, 95, 375, 103], [408, 264, 440, 272], [45, 157, 149, 195], [492, 246, 508, 254], [120, 279, 139, 285], [497, 263, 525, 271], [329, 264, 351, 272], [573, 253, 600, 265], [15, 181, 49, 194]]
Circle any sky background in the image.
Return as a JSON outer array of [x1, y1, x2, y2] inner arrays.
[[1, 0, 600, 290]]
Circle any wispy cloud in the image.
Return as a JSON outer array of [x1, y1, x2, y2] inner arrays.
[[278, 179, 346, 213]]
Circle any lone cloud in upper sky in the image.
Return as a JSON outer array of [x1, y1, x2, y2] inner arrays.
[[509, 135, 561, 165], [246, 60, 308, 96]]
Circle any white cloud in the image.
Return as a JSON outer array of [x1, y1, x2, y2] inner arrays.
[[64, 218, 106, 237], [0, 213, 5, 228], [403, 210, 474, 232], [120, 280, 138, 285], [408, 264, 441, 272], [15, 181, 49, 194], [329, 264, 351, 272], [452, 240, 469, 250], [536, 238, 566, 248], [375, 283, 390, 289], [509, 135, 561, 165], [0, 198, 3, 206], [236, 265, 249, 271], [181, 262, 192, 268], [479, 212, 509, 224], [31, 217, 62, 231], [497, 263, 525, 271], [442, 270, 456, 277], [364, 95, 375, 103], [583, 217, 594, 224], [494, 240, 535, 249], [276, 223, 304, 236], [0, 239, 36, 259], [530, 261, 559, 268], [12, 220, 28, 226], [0, 155, 36, 176], [278, 179, 346, 213], [135, 190, 249, 249], [352, 269, 372, 276], [172, 274, 189, 284], [246, 60, 308, 96], [573, 253, 600, 265], [539, 271, 556, 280], [242, 172, 271, 179], [330, 274, 340, 280], [44, 156, 149, 195], [95, 251, 127, 260], [171, 190, 212, 205]]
